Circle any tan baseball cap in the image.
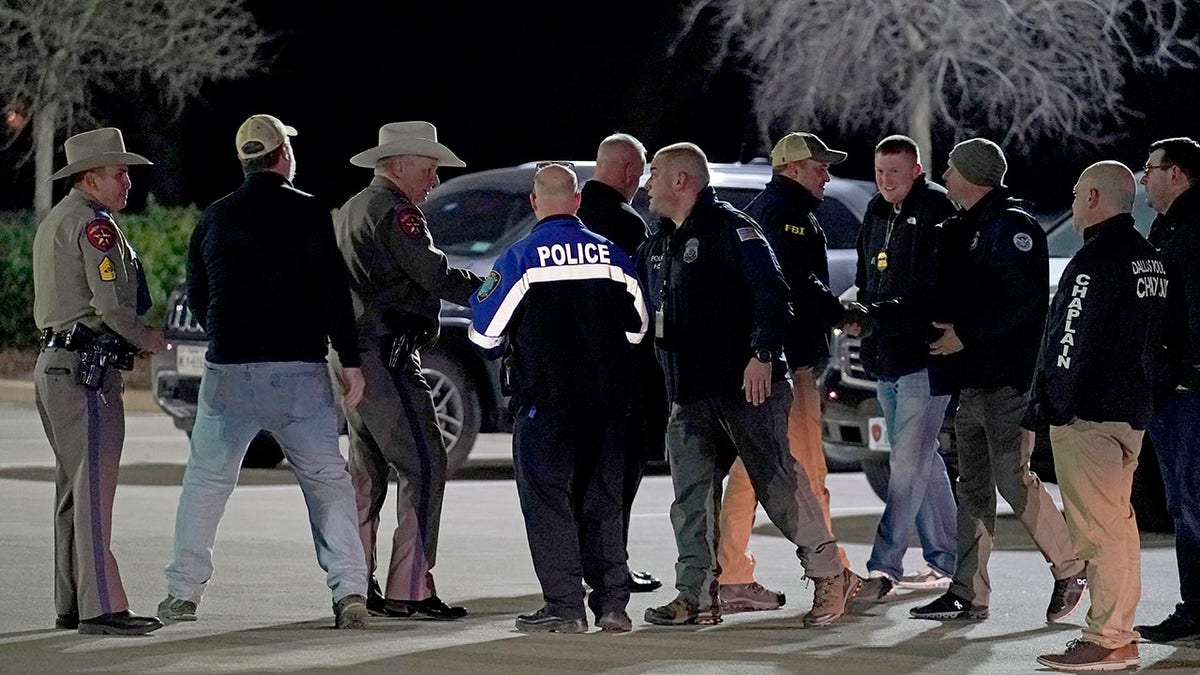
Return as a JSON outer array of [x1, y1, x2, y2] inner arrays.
[[770, 132, 847, 167], [235, 114, 297, 160]]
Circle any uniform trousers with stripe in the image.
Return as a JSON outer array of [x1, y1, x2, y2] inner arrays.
[[335, 342, 447, 602], [35, 348, 130, 620]]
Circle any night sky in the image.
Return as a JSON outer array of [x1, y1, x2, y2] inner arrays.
[[3, 2, 1199, 215]]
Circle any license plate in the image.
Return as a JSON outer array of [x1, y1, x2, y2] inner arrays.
[[175, 344, 207, 377], [868, 416, 891, 451]]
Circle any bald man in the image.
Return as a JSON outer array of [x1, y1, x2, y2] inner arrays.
[[1027, 162, 1166, 671], [470, 164, 649, 633]]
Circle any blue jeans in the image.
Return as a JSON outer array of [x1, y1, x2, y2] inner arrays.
[[867, 369, 957, 579], [165, 361, 367, 603], [1147, 390, 1200, 621]]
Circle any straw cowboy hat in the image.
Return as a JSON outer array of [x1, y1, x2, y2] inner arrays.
[[49, 127, 152, 180], [350, 121, 465, 168]]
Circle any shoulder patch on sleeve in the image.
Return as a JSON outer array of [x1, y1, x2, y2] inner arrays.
[[98, 256, 117, 281], [394, 205, 427, 241], [737, 226, 763, 242], [476, 269, 501, 302], [85, 219, 117, 252], [1012, 232, 1033, 252]]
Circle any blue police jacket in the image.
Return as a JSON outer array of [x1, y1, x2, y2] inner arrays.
[[469, 214, 648, 411]]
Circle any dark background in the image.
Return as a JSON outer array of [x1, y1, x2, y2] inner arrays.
[[3, 1, 1199, 217]]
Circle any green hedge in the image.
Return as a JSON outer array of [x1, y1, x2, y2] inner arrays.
[[0, 199, 199, 349]]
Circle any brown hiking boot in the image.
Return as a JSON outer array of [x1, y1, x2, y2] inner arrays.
[[644, 595, 721, 626], [802, 568, 862, 628], [333, 594, 368, 629]]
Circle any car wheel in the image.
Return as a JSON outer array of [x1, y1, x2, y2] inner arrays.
[[421, 349, 481, 477], [243, 430, 285, 469]]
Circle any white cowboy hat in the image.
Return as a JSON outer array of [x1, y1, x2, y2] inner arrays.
[[350, 121, 465, 168], [50, 127, 152, 180]]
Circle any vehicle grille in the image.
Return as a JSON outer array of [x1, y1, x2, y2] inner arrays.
[[165, 292, 206, 338], [836, 334, 878, 389]]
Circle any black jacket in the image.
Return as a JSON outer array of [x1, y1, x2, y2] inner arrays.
[[855, 177, 955, 378], [1147, 184, 1200, 397], [578, 180, 649, 257], [638, 187, 790, 404], [743, 175, 843, 370], [1024, 214, 1166, 429], [931, 189, 1047, 392], [188, 172, 361, 367]]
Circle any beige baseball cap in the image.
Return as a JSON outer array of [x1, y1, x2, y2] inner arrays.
[[235, 114, 297, 160], [770, 132, 847, 167]]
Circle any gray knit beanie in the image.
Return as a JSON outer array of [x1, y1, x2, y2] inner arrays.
[[948, 138, 1007, 187]]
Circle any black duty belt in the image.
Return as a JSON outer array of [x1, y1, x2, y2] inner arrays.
[[40, 327, 91, 351]]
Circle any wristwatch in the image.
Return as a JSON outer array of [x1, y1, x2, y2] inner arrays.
[[753, 346, 776, 363]]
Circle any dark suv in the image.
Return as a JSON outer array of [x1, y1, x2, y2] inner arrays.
[[819, 181, 1173, 532], [152, 161, 876, 470]]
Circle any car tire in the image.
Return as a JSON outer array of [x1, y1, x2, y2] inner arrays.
[[421, 348, 481, 477], [243, 430, 285, 469]]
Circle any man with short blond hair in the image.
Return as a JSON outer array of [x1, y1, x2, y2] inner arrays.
[[1031, 161, 1165, 670], [639, 142, 860, 628]]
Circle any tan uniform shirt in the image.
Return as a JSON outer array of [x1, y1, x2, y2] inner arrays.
[[33, 189, 152, 350], [333, 176, 482, 340]]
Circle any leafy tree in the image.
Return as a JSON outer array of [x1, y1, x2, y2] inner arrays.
[[680, 0, 1200, 164], [0, 0, 269, 216]]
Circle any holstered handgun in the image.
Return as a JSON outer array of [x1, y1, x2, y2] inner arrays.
[[382, 309, 438, 372], [71, 324, 139, 390]]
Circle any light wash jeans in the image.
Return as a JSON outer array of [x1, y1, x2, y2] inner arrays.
[[866, 369, 957, 579], [165, 361, 367, 604]]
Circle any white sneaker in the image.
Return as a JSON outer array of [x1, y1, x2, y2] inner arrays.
[[896, 566, 952, 590]]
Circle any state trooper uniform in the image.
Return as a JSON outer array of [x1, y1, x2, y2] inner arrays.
[[331, 122, 481, 618], [32, 128, 161, 635]]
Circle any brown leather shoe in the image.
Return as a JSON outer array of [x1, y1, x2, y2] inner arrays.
[[1036, 639, 1140, 671]]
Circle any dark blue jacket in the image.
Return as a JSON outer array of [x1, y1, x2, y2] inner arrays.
[[743, 175, 843, 370], [469, 214, 647, 411], [1147, 184, 1200, 400], [1024, 214, 1165, 429], [638, 187, 791, 404], [931, 189, 1047, 393]]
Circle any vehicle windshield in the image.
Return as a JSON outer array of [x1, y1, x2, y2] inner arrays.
[[1046, 183, 1158, 258], [425, 188, 534, 258]]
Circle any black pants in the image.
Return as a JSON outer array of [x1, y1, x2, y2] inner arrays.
[[513, 404, 630, 620]]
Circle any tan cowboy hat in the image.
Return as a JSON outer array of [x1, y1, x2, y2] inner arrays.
[[350, 121, 465, 168], [49, 127, 152, 180]]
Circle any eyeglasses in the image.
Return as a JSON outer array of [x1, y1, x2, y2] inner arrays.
[[1143, 163, 1174, 173], [535, 160, 575, 170]]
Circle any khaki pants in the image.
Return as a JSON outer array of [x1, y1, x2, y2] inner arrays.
[[1052, 420, 1143, 649], [717, 368, 849, 584]]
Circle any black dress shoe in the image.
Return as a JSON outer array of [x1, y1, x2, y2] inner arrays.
[[55, 613, 79, 630], [629, 569, 662, 593], [367, 577, 388, 617], [386, 596, 467, 620], [78, 610, 163, 636]]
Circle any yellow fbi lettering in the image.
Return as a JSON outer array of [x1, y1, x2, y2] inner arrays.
[[1057, 273, 1089, 369], [98, 256, 117, 281], [784, 224, 805, 235], [536, 242, 611, 266]]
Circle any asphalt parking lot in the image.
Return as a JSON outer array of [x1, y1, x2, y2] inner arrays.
[[1, 402, 1197, 674]]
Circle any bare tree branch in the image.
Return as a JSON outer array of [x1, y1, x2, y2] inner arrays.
[[681, 0, 1200, 162]]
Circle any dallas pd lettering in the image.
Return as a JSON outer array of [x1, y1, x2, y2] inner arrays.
[[536, 242, 612, 267]]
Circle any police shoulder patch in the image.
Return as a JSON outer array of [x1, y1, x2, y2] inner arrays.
[[736, 226, 763, 242], [1012, 232, 1033, 252], [476, 269, 501, 302], [84, 219, 116, 252], [98, 256, 117, 281], [394, 205, 427, 241]]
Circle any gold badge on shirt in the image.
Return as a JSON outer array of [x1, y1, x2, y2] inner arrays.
[[875, 251, 889, 271]]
